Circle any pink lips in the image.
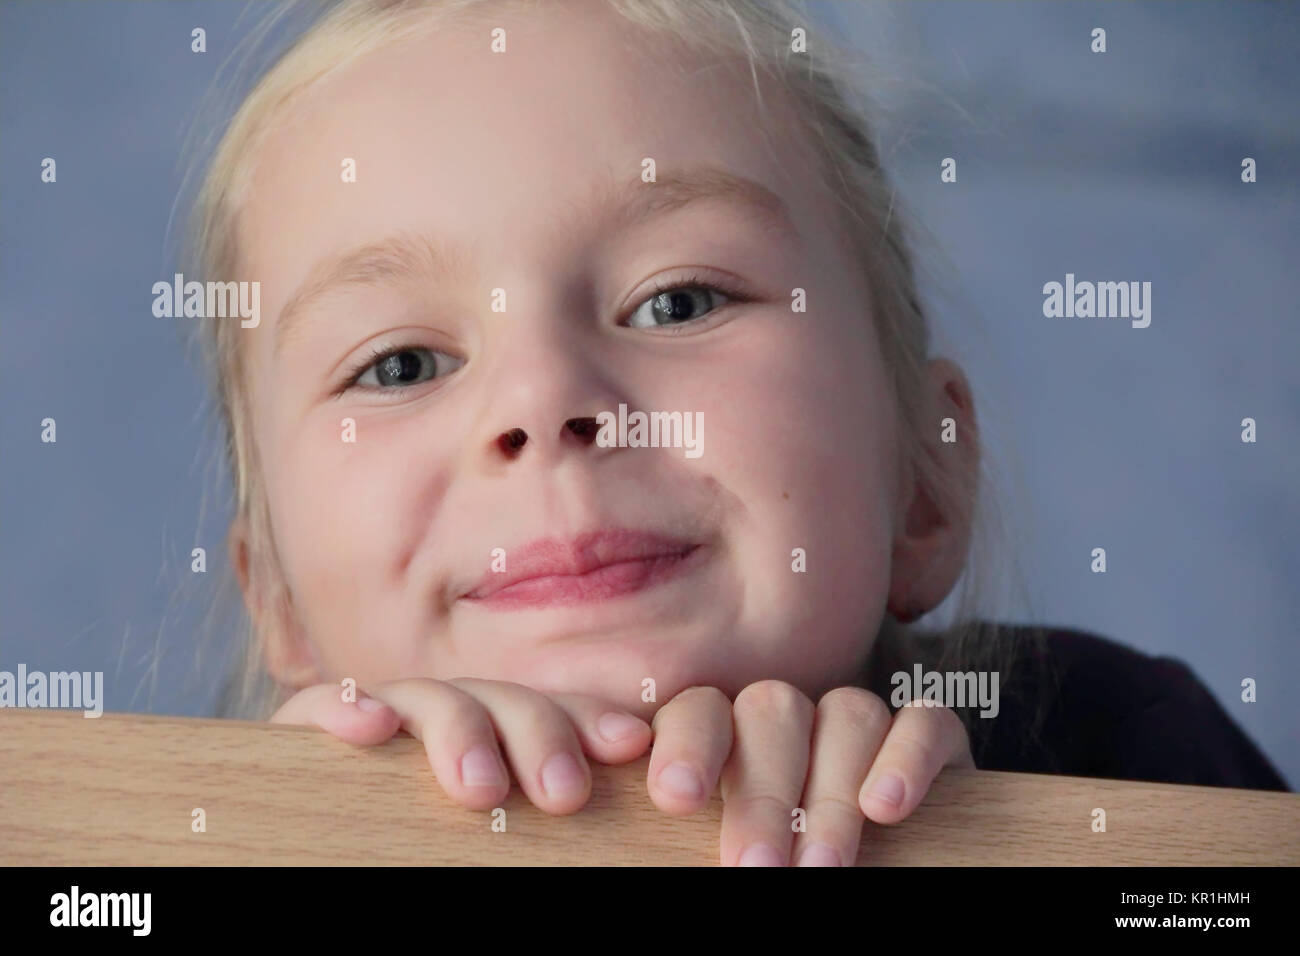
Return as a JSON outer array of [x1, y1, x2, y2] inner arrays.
[[461, 530, 702, 609]]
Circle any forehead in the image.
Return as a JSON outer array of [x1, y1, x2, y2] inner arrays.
[[238, 1, 829, 320]]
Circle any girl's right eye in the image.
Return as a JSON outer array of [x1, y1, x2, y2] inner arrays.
[[348, 345, 465, 391]]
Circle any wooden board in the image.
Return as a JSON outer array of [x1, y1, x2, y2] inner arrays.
[[1, 710, 1295, 865]]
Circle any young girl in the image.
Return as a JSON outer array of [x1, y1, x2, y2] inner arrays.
[[188, 0, 1288, 866]]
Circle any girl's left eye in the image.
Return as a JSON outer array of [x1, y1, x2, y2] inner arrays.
[[348, 346, 464, 390], [624, 281, 734, 330]]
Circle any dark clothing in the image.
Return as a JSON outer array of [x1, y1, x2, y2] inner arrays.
[[863, 623, 1290, 792]]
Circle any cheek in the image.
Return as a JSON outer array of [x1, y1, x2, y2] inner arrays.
[[259, 411, 445, 669], [686, 316, 897, 663]]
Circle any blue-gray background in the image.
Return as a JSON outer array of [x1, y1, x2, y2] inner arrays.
[[2, 1, 1296, 786]]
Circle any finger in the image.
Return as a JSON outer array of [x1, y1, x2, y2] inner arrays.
[[541, 692, 653, 765], [792, 687, 893, 867], [368, 678, 514, 811], [859, 703, 974, 824], [270, 683, 402, 746], [719, 680, 815, 866], [646, 686, 733, 815], [442, 678, 594, 815]]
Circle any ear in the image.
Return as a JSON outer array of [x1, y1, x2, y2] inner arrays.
[[886, 358, 980, 622], [228, 514, 323, 690]]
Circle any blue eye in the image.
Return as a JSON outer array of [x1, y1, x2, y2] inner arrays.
[[350, 346, 464, 389], [625, 279, 735, 330]]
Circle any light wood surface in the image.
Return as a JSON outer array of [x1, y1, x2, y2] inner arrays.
[[1, 709, 1295, 865]]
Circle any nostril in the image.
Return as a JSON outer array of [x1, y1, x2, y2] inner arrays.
[[498, 428, 528, 455], [565, 417, 599, 444]]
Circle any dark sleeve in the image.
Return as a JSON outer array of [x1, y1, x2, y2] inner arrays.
[[1106, 655, 1290, 791], [964, 628, 1291, 792]]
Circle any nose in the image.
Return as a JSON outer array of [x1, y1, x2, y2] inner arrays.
[[475, 315, 632, 469], [495, 417, 600, 458]]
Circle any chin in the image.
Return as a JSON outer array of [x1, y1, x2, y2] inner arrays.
[[496, 632, 733, 712]]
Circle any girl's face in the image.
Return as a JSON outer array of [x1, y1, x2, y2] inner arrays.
[[235, 2, 907, 717]]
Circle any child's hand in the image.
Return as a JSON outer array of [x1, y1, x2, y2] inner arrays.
[[645, 681, 974, 866], [270, 679, 652, 814]]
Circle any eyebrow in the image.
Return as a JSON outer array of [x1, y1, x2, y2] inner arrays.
[[273, 165, 800, 355]]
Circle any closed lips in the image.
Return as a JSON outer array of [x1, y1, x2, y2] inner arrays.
[[461, 530, 701, 602]]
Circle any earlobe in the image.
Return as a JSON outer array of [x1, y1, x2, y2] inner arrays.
[[260, 580, 323, 690], [228, 515, 254, 598], [886, 477, 952, 621], [262, 610, 323, 690], [227, 516, 322, 690], [885, 358, 980, 621]]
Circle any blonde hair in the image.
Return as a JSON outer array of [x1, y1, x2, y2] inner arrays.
[[184, 0, 1046, 742]]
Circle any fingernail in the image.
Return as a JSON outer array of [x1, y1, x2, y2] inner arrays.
[[356, 696, 385, 713], [737, 843, 784, 866], [596, 712, 645, 743], [540, 752, 586, 797], [865, 773, 905, 807], [657, 761, 704, 801], [460, 745, 506, 788], [796, 843, 842, 867]]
